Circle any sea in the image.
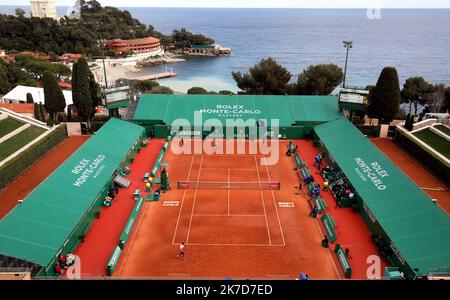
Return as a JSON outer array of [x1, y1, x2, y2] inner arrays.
[[1, 7, 450, 93]]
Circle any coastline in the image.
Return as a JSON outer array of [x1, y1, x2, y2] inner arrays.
[[92, 50, 231, 89]]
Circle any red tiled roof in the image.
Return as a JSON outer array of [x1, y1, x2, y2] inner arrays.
[[58, 82, 72, 89], [0, 103, 34, 114], [106, 37, 160, 45]]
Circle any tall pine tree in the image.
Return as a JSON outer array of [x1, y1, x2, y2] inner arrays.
[[72, 57, 95, 131], [367, 67, 401, 124], [43, 71, 66, 123]]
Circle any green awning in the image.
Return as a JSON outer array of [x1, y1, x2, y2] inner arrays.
[[107, 101, 130, 109], [133, 94, 341, 126], [0, 118, 144, 267], [314, 118, 450, 276]]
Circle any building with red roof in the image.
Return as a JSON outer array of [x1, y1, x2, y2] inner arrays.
[[105, 37, 161, 54]]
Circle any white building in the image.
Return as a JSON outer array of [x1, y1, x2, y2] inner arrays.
[[1, 85, 73, 112], [30, 0, 58, 20]]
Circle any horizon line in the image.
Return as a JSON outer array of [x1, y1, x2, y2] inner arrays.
[[1, 5, 450, 9]]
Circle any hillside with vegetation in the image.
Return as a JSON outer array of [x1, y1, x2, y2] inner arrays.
[[0, 0, 214, 56]]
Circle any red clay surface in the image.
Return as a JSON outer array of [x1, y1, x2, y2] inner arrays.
[[0, 135, 89, 219], [73, 139, 166, 277], [371, 138, 450, 214], [116, 139, 339, 279], [293, 140, 388, 279]]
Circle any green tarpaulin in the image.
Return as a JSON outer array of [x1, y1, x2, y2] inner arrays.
[[0, 118, 144, 268], [133, 94, 340, 126], [314, 118, 450, 276]]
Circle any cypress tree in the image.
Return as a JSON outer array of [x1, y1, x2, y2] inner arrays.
[[26, 93, 34, 103], [34, 103, 41, 121], [39, 103, 47, 122], [0, 64, 11, 94], [88, 71, 101, 120], [367, 67, 401, 124], [72, 58, 94, 131], [43, 71, 66, 123], [404, 113, 411, 131]]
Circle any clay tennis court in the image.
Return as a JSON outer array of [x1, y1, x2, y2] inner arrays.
[[116, 140, 339, 279], [0, 135, 89, 219], [371, 138, 450, 214]]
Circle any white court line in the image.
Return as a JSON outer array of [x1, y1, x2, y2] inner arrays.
[[193, 214, 265, 217], [179, 243, 284, 247], [227, 168, 230, 216], [254, 155, 272, 246], [172, 155, 195, 245], [186, 155, 204, 244], [262, 156, 286, 247], [201, 168, 257, 171]]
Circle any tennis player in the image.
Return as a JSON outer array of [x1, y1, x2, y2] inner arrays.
[[177, 242, 186, 259]]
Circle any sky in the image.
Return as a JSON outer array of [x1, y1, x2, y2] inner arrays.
[[1, 0, 450, 8]]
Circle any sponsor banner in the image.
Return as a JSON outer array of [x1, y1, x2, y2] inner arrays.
[[354, 157, 390, 191], [72, 155, 107, 188]]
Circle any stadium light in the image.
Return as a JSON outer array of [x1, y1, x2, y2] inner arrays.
[[343, 41, 353, 88]]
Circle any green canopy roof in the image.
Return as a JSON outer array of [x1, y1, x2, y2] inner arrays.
[[133, 94, 341, 126], [314, 118, 450, 275], [0, 118, 144, 267]]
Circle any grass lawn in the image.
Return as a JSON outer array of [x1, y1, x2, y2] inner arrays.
[[0, 126, 46, 161], [414, 128, 450, 160], [434, 125, 450, 137], [0, 118, 25, 138]]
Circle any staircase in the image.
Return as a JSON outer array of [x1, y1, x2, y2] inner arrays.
[[124, 100, 139, 120]]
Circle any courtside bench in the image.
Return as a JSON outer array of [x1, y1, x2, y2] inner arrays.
[[335, 244, 352, 278], [299, 168, 312, 181], [289, 141, 297, 154], [321, 213, 337, 243], [310, 196, 327, 213], [293, 153, 307, 169]]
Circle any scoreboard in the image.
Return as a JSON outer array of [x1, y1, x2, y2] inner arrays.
[[338, 88, 369, 111]]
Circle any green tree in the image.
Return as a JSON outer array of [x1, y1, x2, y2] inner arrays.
[[232, 58, 291, 95], [172, 28, 214, 49], [296, 64, 343, 95], [218, 90, 235, 95], [367, 67, 401, 124], [430, 83, 446, 113], [72, 57, 95, 131], [133, 79, 159, 92], [15, 8, 26, 18], [88, 71, 101, 119], [33, 103, 42, 121], [42, 71, 66, 123], [149, 86, 173, 94], [401, 77, 433, 114], [39, 102, 47, 122], [0, 64, 11, 94], [5, 63, 37, 87], [26, 93, 34, 103], [0, 1, 212, 55], [187, 87, 208, 94], [445, 87, 450, 112]]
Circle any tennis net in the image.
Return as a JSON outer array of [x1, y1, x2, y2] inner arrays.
[[177, 181, 281, 190]]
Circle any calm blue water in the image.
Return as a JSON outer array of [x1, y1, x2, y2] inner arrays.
[[1, 7, 450, 92]]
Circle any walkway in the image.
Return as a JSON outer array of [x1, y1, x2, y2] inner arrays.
[[73, 139, 165, 277], [294, 139, 387, 279], [0, 136, 89, 219]]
